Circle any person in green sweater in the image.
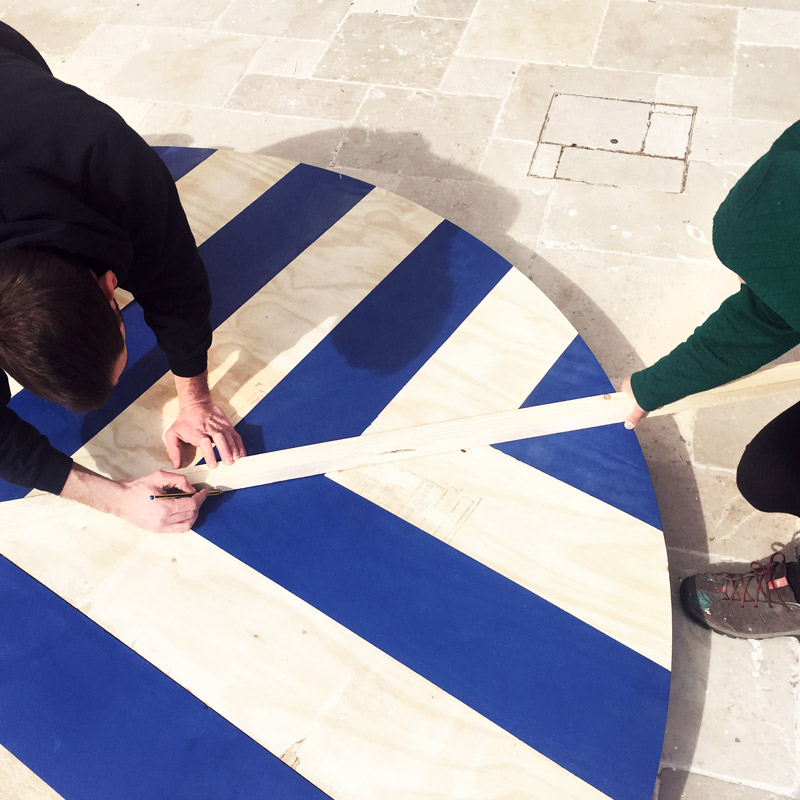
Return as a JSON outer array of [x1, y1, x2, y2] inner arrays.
[[622, 119, 800, 639]]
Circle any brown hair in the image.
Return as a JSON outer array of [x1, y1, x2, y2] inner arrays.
[[0, 247, 125, 412]]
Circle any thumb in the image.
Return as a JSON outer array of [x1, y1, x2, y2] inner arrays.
[[624, 406, 648, 430], [619, 377, 646, 429]]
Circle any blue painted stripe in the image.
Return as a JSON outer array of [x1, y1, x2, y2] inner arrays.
[[0, 555, 330, 800], [151, 145, 216, 182], [496, 336, 663, 529], [197, 477, 670, 800], [191, 230, 665, 799], [0, 164, 374, 500], [236, 220, 512, 453]]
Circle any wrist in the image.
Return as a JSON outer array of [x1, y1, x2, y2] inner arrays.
[[174, 371, 212, 408], [60, 463, 125, 515]]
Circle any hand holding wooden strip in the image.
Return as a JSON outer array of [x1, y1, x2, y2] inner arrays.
[[181, 360, 800, 491]]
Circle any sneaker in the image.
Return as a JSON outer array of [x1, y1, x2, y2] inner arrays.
[[680, 552, 800, 639]]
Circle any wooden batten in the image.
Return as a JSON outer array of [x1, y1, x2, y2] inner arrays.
[[182, 392, 636, 489]]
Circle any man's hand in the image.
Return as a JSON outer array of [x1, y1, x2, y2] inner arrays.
[[61, 464, 209, 533], [165, 400, 245, 468], [118, 471, 209, 533], [620, 377, 648, 429], [167, 371, 246, 469]]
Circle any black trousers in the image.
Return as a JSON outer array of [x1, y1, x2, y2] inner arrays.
[[737, 400, 800, 518]]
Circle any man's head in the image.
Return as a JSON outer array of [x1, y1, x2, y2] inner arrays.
[[0, 247, 127, 412]]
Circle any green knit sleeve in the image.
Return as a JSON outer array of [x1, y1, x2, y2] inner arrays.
[[630, 285, 800, 412]]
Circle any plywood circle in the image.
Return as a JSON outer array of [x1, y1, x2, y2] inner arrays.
[[0, 148, 671, 800]]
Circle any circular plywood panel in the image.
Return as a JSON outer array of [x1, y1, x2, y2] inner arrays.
[[0, 149, 671, 800]]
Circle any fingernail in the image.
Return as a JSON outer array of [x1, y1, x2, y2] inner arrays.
[[624, 421, 634, 430]]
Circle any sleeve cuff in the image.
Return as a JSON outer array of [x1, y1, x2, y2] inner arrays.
[[168, 352, 209, 379], [629, 369, 662, 413], [34, 451, 74, 495]]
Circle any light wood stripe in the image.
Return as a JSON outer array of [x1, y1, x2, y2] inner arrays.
[[114, 287, 134, 309], [175, 150, 297, 246], [331, 447, 672, 669], [64, 188, 442, 482], [0, 496, 611, 800], [324, 271, 670, 667], [363, 268, 577, 429], [5, 374, 22, 398], [0, 745, 65, 800]]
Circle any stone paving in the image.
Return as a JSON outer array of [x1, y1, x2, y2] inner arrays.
[[4, 0, 800, 797]]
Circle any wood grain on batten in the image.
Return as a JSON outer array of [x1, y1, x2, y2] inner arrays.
[[0, 499, 612, 800], [180, 393, 635, 488], [0, 745, 65, 800]]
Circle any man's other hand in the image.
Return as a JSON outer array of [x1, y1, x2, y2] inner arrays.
[[165, 400, 245, 469]]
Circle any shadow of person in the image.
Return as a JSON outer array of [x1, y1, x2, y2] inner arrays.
[[327, 249, 456, 375], [141, 125, 706, 795]]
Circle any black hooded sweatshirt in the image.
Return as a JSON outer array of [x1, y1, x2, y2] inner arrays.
[[0, 24, 212, 494]]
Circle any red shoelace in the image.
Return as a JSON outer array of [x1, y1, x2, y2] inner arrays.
[[721, 552, 790, 609]]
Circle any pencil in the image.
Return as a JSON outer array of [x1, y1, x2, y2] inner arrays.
[[149, 488, 223, 500]]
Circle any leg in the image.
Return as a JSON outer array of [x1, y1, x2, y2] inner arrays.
[[737, 399, 800, 517], [681, 401, 800, 638]]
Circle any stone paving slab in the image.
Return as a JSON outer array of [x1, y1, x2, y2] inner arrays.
[[439, 55, 516, 97], [499, 63, 658, 142], [338, 89, 502, 178], [556, 147, 686, 193], [537, 160, 741, 262], [247, 38, 330, 79], [690, 118, 789, 166], [655, 75, 734, 120], [594, 1, 738, 78], [218, 0, 352, 39], [227, 74, 368, 121], [5, 0, 800, 795], [733, 46, 800, 122], [459, 0, 606, 64], [657, 768, 795, 800], [314, 12, 466, 87]]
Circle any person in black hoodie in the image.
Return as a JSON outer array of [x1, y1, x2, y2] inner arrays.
[[0, 23, 244, 532]]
